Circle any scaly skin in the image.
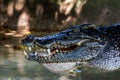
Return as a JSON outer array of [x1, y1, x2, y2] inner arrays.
[[21, 24, 120, 73]]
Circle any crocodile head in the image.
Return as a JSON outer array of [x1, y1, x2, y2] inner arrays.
[[21, 24, 106, 72]]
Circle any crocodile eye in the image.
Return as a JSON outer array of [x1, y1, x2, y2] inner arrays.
[[21, 34, 35, 46], [25, 34, 35, 42]]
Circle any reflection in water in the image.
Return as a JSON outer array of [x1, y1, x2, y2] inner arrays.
[[0, 46, 79, 80], [0, 45, 120, 80]]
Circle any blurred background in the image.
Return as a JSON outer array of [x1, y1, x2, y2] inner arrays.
[[1, 0, 120, 35], [0, 0, 120, 80]]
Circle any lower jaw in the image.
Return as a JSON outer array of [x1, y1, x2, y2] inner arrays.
[[41, 62, 77, 73]]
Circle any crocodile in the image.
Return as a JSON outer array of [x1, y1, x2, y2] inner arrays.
[[21, 24, 120, 73]]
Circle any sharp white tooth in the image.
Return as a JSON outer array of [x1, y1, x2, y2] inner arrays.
[[56, 49, 59, 52], [34, 52, 38, 55], [47, 49, 51, 54], [28, 47, 32, 51], [23, 50, 28, 56]]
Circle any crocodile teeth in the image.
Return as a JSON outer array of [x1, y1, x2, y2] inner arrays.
[[56, 49, 59, 52], [43, 49, 46, 52], [24, 50, 28, 57], [47, 49, 51, 54], [28, 47, 32, 51]]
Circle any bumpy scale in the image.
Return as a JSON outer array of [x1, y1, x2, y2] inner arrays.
[[21, 24, 120, 73]]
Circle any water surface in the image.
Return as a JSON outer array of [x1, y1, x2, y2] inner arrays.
[[0, 40, 120, 80]]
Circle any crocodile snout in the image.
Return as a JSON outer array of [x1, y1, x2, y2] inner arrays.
[[25, 52, 38, 61]]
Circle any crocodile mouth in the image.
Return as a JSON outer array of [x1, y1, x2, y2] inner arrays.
[[24, 39, 98, 57], [24, 39, 90, 57], [51, 45, 78, 54]]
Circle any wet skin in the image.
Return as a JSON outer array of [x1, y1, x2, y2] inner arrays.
[[21, 24, 120, 73]]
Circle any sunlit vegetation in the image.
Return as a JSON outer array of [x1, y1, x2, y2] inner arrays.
[[0, 0, 87, 37], [0, 0, 120, 49]]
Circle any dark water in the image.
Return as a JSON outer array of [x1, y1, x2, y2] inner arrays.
[[0, 44, 120, 80]]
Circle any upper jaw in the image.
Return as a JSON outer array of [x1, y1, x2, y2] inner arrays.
[[34, 34, 94, 49]]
